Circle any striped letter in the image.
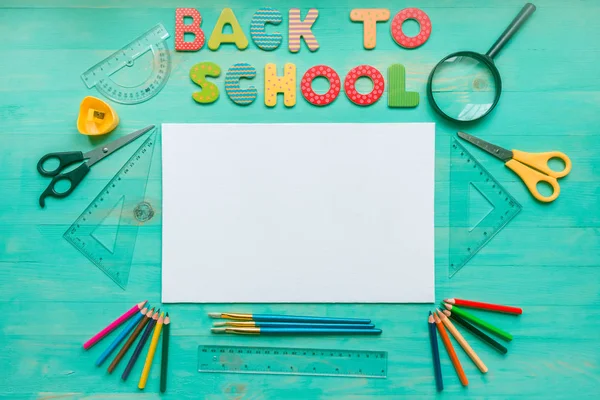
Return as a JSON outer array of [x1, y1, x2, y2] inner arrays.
[[264, 63, 296, 107], [288, 8, 319, 52], [250, 7, 283, 51], [175, 8, 205, 51], [208, 8, 249, 50], [225, 63, 258, 106]]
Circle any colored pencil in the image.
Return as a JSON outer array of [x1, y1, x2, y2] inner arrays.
[[208, 312, 371, 324], [95, 305, 148, 366], [139, 312, 165, 389], [443, 303, 513, 342], [122, 310, 159, 381], [160, 313, 170, 393], [83, 300, 146, 350], [443, 310, 507, 355], [212, 321, 376, 329], [437, 310, 488, 373], [211, 327, 382, 335], [445, 298, 522, 315], [428, 312, 443, 392], [108, 307, 154, 373], [433, 311, 468, 386]]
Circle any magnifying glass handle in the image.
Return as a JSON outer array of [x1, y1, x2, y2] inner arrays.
[[486, 3, 536, 59]]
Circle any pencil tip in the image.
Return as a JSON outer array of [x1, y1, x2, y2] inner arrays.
[[208, 312, 221, 318], [211, 327, 226, 333], [213, 322, 226, 327], [166, 312, 169, 317], [428, 311, 432, 316]]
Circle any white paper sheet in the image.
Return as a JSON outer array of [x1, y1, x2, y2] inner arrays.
[[161, 123, 435, 303]]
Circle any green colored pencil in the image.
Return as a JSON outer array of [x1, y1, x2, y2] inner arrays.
[[443, 303, 513, 341]]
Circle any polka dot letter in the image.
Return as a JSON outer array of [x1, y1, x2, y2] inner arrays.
[[175, 8, 205, 51], [391, 8, 432, 49], [265, 63, 297, 107], [300, 65, 341, 107], [344, 65, 384, 106], [190, 62, 221, 104], [350, 9, 390, 49]]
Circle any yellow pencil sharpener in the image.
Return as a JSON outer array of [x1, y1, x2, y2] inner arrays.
[[77, 96, 119, 136]]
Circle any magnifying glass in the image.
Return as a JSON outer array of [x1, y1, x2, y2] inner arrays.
[[427, 3, 536, 123]]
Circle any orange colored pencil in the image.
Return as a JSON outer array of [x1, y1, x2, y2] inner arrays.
[[433, 311, 468, 386], [437, 310, 488, 373]]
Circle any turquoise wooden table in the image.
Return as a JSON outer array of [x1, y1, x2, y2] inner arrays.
[[1, 0, 599, 398]]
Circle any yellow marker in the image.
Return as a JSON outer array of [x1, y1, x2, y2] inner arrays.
[[138, 312, 164, 390], [77, 96, 119, 136]]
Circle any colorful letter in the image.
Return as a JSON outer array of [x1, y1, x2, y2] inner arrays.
[[300, 65, 341, 107], [175, 8, 205, 51], [288, 8, 319, 52], [190, 62, 221, 104], [350, 9, 390, 50], [225, 63, 258, 106], [344, 65, 385, 106], [264, 63, 296, 107], [208, 8, 249, 50], [390, 8, 432, 49], [388, 64, 419, 108], [250, 7, 283, 51]]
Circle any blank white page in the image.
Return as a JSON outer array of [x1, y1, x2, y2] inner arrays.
[[161, 123, 435, 303]]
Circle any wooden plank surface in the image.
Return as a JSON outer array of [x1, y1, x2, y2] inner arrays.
[[0, 0, 598, 398]]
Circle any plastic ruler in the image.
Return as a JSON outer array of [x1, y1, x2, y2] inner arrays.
[[81, 24, 171, 104], [198, 345, 388, 378], [449, 137, 522, 277], [63, 130, 157, 288]]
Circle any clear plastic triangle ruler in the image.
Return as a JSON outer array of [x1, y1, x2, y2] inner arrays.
[[81, 24, 171, 104], [449, 137, 522, 277], [63, 129, 157, 288]]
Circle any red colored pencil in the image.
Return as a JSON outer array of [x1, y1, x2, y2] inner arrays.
[[433, 311, 468, 386], [444, 298, 522, 315]]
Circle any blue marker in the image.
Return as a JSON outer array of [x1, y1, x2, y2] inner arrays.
[[95, 306, 147, 366]]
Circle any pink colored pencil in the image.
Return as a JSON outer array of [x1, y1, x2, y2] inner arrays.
[[83, 301, 146, 350]]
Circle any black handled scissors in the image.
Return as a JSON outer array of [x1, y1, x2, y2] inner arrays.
[[37, 125, 155, 207]]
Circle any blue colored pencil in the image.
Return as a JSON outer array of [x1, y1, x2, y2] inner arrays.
[[212, 327, 382, 335], [209, 312, 371, 324], [212, 321, 376, 329], [428, 312, 443, 391], [121, 310, 159, 381], [95, 305, 148, 366]]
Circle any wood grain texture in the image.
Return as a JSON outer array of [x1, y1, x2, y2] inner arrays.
[[0, 0, 599, 398]]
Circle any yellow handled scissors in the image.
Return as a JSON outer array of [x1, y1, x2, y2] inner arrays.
[[457, 131, 571, 203]]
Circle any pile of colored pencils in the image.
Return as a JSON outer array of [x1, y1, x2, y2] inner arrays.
[[209, 312, 383, 335], [82, 301, 171, 393], [428, 298, 522, 391]]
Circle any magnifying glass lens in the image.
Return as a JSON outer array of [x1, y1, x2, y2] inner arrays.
[[430, 55, 499, 122]]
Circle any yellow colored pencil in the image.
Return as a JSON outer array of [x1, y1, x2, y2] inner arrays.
[[138, 312, 165, 389], [436, 310, 488, 373]]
